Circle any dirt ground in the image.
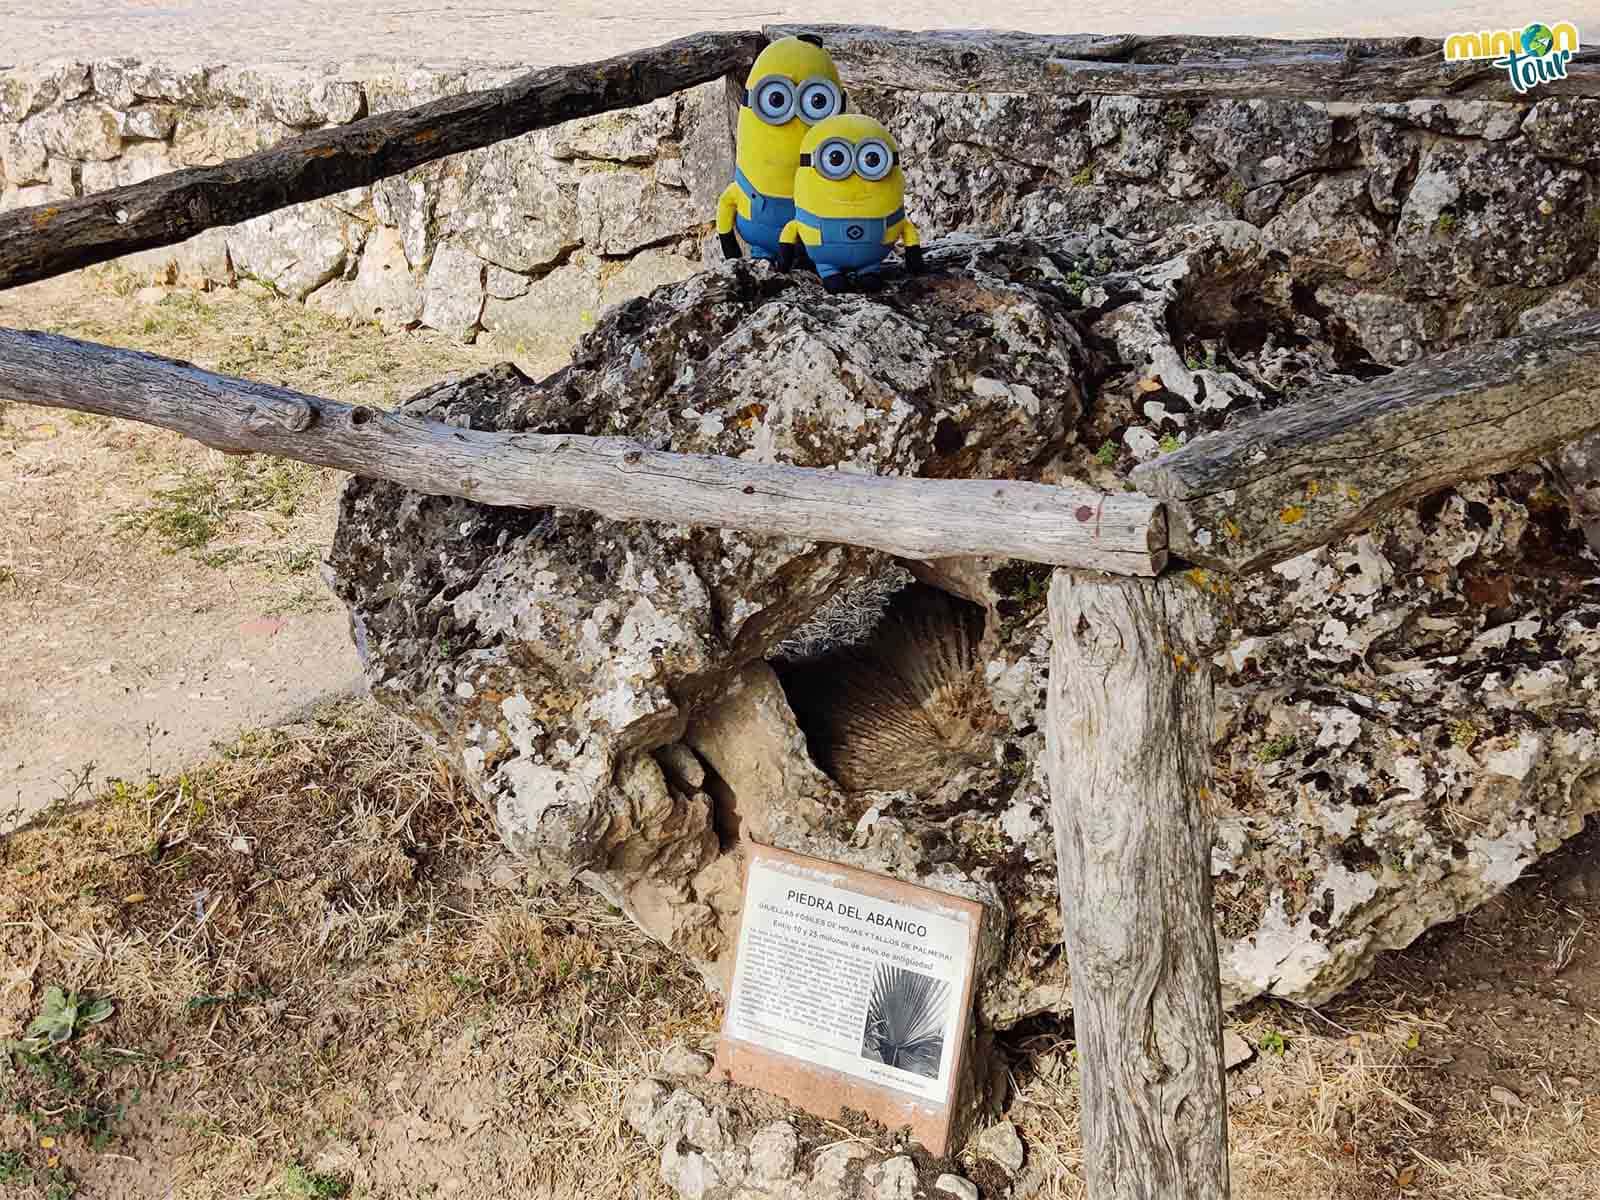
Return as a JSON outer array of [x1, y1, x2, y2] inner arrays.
[[0, 699, 1596, 1200], [0, 272, 509, 830]]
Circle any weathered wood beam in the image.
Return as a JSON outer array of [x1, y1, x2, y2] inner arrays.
[[0, 30, 764, 292], [1132, 309, 1600, 574], [771, 24, 1600, 101], [1046, 570, 1229, 1200], [0, 328, 1168, 574]]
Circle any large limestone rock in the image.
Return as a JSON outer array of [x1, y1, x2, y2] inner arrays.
[[329, 249, 1081, 991], [330, 228, 1600, 1025]]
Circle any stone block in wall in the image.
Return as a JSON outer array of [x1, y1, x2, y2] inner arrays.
[[0, 123, 48, 185], [597, 246, 701, 309], [80, 142, 173, 192], [1368, 99, 1524, 141], [209, 65, 364, 127], [1523, 98, 1600, 167], [1263, 175, 1389, 283], [420, 243, 487, 342], [1357, 114, 1417, 215], [0, 182, 58, 211], [578, 166, 700, 257], [1394, 141, 1596, 296], [1314, 284, 1444, 365], [173, 106, 292, 167], [548, 94, 679, 165], [480, 256, 602, 376], [0, 67, 58, 122], [311, 225, 421, 331], [360, 66, 472, 115], [120, 104, 178, 141], [1088, 95, 1182, 182], [92, 59, 210, 107], [324, 185, 376, 221], [58, 63, 91, 102], [226, 207, 367, 301], [678, 79, 737, 214], [47, 157, 76, 198], [445, 135, 579, 274], [485, 263, 530, 301], [31, 103, 122, 161], [373, 170, 440, 270], [115, 228, 234, 290], [1190, 98, 1337, 190]]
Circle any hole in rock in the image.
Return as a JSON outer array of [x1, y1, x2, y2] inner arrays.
[[773, 583, 993, 795]]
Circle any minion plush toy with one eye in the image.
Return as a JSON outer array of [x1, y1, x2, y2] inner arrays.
[[776, 114, 923, 293], [717, 34, 845, 262]]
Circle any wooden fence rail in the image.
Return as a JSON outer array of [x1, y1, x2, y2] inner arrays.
[[1134, 309, 1600, 573], [0, 328, 1167, 574]]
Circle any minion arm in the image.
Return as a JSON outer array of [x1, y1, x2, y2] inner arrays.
[[716, 183, 745, 259], [716, 184, 744, 235]]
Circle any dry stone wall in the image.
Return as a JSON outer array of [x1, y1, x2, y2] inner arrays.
[[3, 50, 1595, 371], [0, 58, 733, 371]]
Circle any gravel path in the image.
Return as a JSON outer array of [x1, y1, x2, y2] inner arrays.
[[0, 2, 1571, 67]]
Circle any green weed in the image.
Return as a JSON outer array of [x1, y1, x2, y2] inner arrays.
[[118, 459, 317, 554], [281, 1164, 350, 1199], [20, 988, 114, 1049], [1256, 734, 1297, 764]]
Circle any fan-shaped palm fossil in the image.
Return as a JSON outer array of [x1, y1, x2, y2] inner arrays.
[[778, 583, 991, 793], [861, 964, 950, 1079]]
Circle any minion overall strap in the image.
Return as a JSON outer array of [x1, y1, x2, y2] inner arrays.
[[734, 167, 795, 222], [794, 207, 905, 242]]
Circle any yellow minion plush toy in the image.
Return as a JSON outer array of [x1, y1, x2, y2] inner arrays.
[[716, 34, 845, 262], [776, 114, 923, 293]]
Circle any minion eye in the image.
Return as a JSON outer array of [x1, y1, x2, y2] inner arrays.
[[815, 138, 855, 180], [854, 139, 893, 181], [751, 76, 796, 124], [796, 78, 842, 123]]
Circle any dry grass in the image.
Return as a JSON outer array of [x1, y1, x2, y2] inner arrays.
[[1002, 1005, 1600, 1200], [0, 698, 716, 1200]]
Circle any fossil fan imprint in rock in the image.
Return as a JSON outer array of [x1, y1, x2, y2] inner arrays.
[[777, 584, 992, 794]]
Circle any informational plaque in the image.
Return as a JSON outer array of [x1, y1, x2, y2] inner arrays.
[[714, 843, 984, 1156]]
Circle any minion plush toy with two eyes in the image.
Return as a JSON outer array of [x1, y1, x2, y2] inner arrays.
[[776, 115, 923, 293], [716, 34, 845, 263]]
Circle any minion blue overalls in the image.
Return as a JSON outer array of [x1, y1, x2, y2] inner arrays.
[[732, 167, 795, 262], [791, 207, 906, 281]]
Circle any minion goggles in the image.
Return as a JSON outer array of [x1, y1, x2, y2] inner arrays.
[[743, 74, 845, 125], [800, 136, 898, 182]]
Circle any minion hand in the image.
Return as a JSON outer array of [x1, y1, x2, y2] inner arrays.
[[905, 245, 926, 276], [719, 232, 743, 261], [776, 241, 798, 273]]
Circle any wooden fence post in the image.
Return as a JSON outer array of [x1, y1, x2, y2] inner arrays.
[[1046, 570, 1229, 1199]]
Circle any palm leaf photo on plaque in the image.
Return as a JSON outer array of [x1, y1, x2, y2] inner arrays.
[[860, 964, 950, 1080]]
